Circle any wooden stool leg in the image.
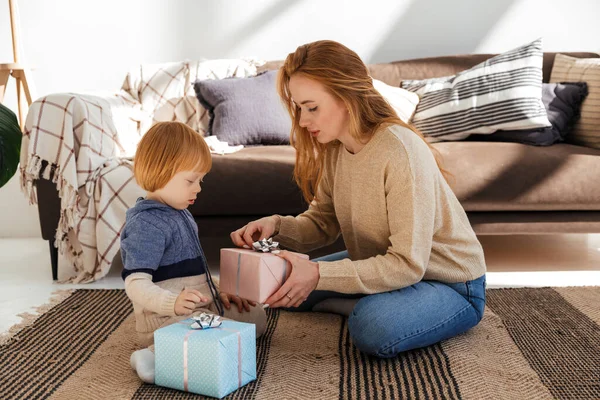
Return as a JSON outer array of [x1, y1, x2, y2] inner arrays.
[[15, 75, 24, 129], [20, 69, 35, 105], [12, 69, 35, 105], [9, 69, 35, 129], [0, 70, 9, 103]]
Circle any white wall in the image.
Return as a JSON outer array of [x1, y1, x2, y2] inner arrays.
[[1, 0, 599, 238]]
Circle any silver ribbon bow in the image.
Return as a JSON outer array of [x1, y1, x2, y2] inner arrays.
[[252, 238, 281, 254], [190, 313, 223, 330]]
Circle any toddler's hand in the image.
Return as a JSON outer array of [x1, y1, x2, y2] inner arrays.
[[175, 288, 209, 316], [220, 292, 257, 313]]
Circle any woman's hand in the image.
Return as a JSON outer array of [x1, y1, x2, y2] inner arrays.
[[174, 288, 209, 316], [264, 250, 319, 308], [219, 292, 257, 313], [230, 216, 281, 248]]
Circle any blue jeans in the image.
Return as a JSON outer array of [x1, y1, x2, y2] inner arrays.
[[291, 250, 486, 358]]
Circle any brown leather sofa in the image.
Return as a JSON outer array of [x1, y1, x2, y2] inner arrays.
[[36, 51, 600, 280]]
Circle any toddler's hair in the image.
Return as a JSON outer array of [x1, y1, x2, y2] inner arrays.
[[134, 122, 212, 192]]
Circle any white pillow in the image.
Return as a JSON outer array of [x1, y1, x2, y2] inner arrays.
[[373, 79, 420, 123]]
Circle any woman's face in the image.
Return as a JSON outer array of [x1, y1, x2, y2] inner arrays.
[[289, 74, 350, 144]]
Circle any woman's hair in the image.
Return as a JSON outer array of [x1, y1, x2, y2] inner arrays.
[[134, 121, 212, 192], [277, 40, 448, 204]]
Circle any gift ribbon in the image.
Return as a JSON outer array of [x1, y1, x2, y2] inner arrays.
[[236, 253, 241, 297], [183, 330, 194, 392], [190, 313, 222, 330], [252, 238, 281, 253], [180, 321, 243, 392], [219, 327, 243, 389], [282, 260, 287, 284]]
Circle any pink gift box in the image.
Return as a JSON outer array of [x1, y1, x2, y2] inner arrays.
[[219, 248, 309, 304]]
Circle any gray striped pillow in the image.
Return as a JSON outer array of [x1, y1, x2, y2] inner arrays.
[[402, 39, 551, 141]]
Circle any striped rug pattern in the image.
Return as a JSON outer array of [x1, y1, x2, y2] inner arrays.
[[1, 287, 599, 399]]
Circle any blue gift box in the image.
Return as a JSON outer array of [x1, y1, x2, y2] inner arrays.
[[154, 319, 256, 398]]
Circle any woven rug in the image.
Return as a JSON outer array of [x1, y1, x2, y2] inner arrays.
[[1, 288, 599, 399]]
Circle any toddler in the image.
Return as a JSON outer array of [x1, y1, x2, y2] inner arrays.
[[120, 122, 266, 383]]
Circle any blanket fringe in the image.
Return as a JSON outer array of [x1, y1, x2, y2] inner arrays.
[[19, 155, 43, 205], [20, 153, 86, 280]]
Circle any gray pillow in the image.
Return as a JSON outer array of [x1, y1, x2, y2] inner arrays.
[[468, 82, 588, 146], [193, 70, 291, 146]]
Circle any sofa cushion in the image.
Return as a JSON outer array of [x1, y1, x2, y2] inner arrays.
[[190, 141, 600, 217], [190, 146, 306, 217], [401, 39, 552, 141], [550, 54, 600, 149], [467, 82, 588, 146], [435, 141, 600, 211], [194, 70, 291, 146], [372, 79, 419, 122]]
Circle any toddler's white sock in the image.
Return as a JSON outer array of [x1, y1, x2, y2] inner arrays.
[[130, 348, 155, 384]]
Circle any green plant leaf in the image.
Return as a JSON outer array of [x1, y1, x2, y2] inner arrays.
[[0, 103, 23, 189]]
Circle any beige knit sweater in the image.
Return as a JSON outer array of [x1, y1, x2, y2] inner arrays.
[[274, 124, 486, 294], [124, 273, 215, 336], [124, 273, 267, 347]]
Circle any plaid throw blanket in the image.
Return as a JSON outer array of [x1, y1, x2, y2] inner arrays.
[[20, 59, 261, 282]]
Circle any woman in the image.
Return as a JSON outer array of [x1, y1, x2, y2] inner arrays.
[[230, 40, 486, 358]]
